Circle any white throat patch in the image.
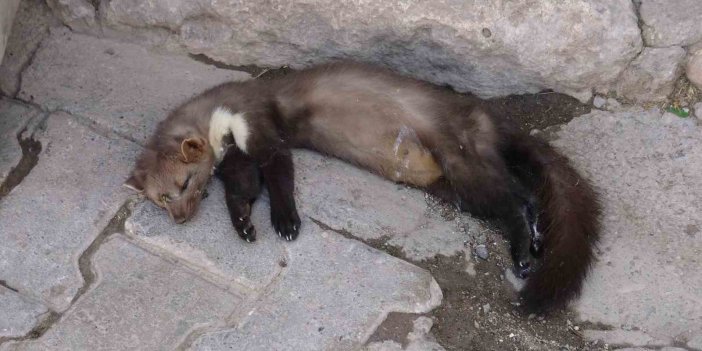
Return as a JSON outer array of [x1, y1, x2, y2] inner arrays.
[[209, 106, 249, 162]]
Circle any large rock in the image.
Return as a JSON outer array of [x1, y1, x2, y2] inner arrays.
[[552, 108, 702, 346], [0, 0, 20, 63], [616, 47, 686, 103], [687, 47, 702, 90], [640, 0, 702, 47], [93, 0, 642, 101], [45, 0, 96, 32]]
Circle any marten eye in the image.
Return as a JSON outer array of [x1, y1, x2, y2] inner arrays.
[[180, 175, 192, 193]]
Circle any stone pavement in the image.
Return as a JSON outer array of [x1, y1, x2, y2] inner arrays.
[[0, 28, 701, 351]]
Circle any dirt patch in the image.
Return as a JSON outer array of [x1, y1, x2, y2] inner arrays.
[[487, 92, 591, 132]]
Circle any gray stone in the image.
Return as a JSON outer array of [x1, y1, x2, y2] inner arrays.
[[474, 245, 489, 260], [582, 329, 668, 348], [593, 95, 607, 109], [687, 47, 702, 90], [616, 47, 687, 103], [688, 335, 702, 349], [0, 286, 48, 338], [0, 0, 53, 96], [19, 29, 250, 144], [364, 317, 445, 351], [552, 108, 702, 342], [45, 0, 96, 32], [2, 236, 241, 351], [0, 112, 139, 311], [640, 0, 702, 47], [189, 219, 441, 351], [606, 97, 622, 110], [0, 0, 20, 64], [695, 102, 702, 121], [97, 0, 641, 102], [126, 181, 286, 291], [293, 150, 488, 261], [0, 99, 41, 185]]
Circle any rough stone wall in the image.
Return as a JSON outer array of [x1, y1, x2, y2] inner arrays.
[[24, 0, 702, 104]]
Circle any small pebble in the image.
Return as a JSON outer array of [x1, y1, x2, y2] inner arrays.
[[593, 95, 606, 108], [483, 303, 491, 314], [474, 244, 489, 260]]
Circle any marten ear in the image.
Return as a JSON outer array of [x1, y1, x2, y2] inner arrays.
[[180, 137, 207, 163], [123, 171, 145, 193]]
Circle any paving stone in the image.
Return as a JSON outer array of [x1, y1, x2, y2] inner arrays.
[[0, 112, 139, 311], [616, 47, 687, 103], [0, 0, 53, 96], [640, 0, 702, 47], [2, 236, 241, 351], [0, 99, 41, 184], [189, 217, 441, 351], [19, 28, 250, 144], [552, 108, 702, 342], [293, 150, 490, 260], [0, 286, 48, 338], [126, 180, 286, 291], [582, 329, 668, 348]]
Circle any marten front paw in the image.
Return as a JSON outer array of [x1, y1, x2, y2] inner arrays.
[[234, 215, 256, 243], [271, 206, 301, 241]]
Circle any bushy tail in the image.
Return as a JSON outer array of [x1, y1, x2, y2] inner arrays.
[[506, 133, 601, 311]]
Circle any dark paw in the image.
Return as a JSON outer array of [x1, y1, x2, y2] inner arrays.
[[514, 260, 532, 279], [271, 207, 301, 241], [234, 215, 256, 243]]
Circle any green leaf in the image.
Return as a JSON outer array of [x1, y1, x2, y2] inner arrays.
[[666, 106, 689, 118]]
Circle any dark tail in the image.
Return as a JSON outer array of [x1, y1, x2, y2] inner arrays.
[[505, 132, 601, 311]]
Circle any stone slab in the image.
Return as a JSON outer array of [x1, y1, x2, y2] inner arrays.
[[126, 180, 286, 291], [0, 0, 53, 96], [189, 217, 441, 351], [616, 47, 686, 103], [293, 150, 490, 261], [19, 29, 250, 144], [0, 99, 41, 185], [0, 286, 48, 338], [552, 108, 702, 343], [0, 112, 139, 311], [2, 236, 241, 351]]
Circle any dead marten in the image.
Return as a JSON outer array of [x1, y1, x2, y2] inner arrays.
[[125, 62, 600, 311]]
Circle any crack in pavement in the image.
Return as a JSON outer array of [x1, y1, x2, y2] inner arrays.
[[0, 117, 45, 201], [0, 200, 134, 346]]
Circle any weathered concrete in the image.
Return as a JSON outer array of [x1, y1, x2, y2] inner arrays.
[[19, 29, 250, 144], [0, 0, 53, 97], [0, 112, 139, 311], [293, 150, 490, 261], [1, 236, 242, 351], [616, 47, 687, 103], [552, 108, 702, 346], [189, 217, 441, 351], [0, 99, 41, 185], [0, 286, 48, 338]]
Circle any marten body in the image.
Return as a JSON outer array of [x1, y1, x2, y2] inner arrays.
[[126, 62, 600, 311]]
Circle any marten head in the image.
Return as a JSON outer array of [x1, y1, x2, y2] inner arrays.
[[124, 136, 215, 224]]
